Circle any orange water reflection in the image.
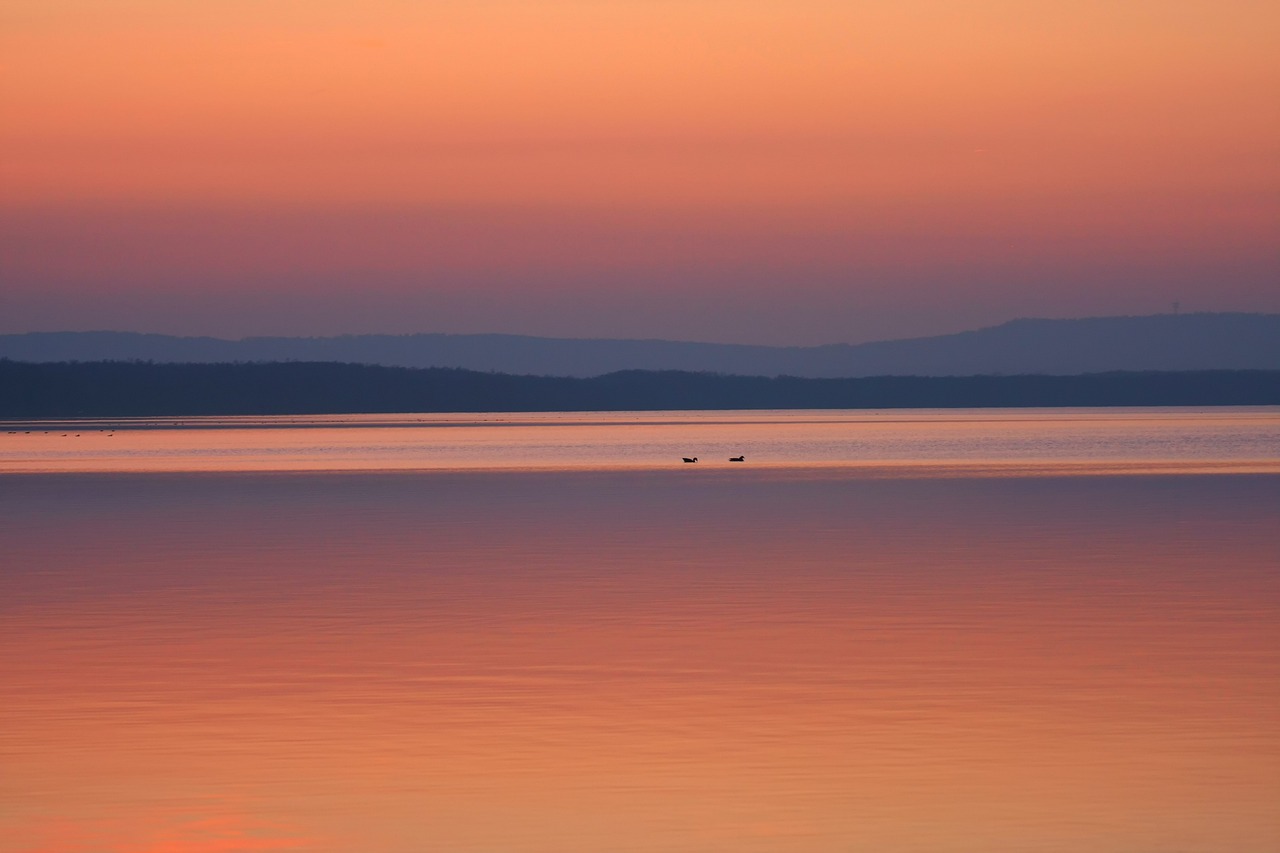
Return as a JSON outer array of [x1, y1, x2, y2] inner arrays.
[[3, 468, 1278, 851], [2, 408, 1278, 474]]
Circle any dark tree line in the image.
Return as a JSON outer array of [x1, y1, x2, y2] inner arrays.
[[1, 359, 1277, 418]]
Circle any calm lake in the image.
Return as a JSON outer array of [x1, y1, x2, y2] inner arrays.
[[2, 408, 1278, 852]]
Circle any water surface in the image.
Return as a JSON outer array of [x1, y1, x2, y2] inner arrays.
[[2, 409, 1277, 852], [3, 407, 1277, 473]]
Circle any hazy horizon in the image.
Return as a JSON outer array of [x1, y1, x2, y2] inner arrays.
[[5, 309, 1277, 350], [3, 1, 1277, 346]]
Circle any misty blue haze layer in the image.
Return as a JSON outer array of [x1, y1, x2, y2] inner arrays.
[[2, 313, 1278, 377]]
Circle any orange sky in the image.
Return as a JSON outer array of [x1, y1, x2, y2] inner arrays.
[[2, 0, 1277, 343]]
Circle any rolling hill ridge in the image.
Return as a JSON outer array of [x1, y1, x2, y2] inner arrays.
[[2, 313, 1277, 378]]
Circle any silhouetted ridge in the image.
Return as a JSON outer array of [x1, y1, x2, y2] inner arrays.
[[2, 313, 1277, 377], [2, 360, 1276, 418]]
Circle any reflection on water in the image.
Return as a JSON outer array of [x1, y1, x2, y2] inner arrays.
[[2, 407, 1279, 473], [1, 412, 1278, 852]]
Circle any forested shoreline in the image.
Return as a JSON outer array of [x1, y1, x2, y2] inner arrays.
[[2, 359, 1277, 418]]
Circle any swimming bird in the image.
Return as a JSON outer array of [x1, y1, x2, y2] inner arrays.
[[729, 455, 745, 462], [682, 457, 698, 463]]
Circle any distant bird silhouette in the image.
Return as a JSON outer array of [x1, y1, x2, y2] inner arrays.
[[729, 455, 745, 462], [682, 457, 698, 463]]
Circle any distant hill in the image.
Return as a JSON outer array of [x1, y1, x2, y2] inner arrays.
[[2, 361, 1277, 418], [2, 313, 1277, 378]]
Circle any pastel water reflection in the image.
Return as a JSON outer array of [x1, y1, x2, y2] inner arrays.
[[2, 411, 1278, 852], [2, 408, 1277, 474]]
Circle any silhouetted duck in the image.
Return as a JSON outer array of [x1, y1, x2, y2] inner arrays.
[[729, 455, 745, 462], [682, 457, 698, 463]]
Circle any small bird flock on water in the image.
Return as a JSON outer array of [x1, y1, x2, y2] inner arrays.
[[682, 456, 744, 463]]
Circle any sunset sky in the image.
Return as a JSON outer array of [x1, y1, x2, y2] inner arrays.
[[2, 0, 1277, 345]]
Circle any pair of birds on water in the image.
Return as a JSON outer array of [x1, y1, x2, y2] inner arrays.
[[682, 455, 744, 463]]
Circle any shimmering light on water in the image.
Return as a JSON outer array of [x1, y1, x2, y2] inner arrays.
[[2, 410, 1278, 852], [2, 408, 1278, 473]]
